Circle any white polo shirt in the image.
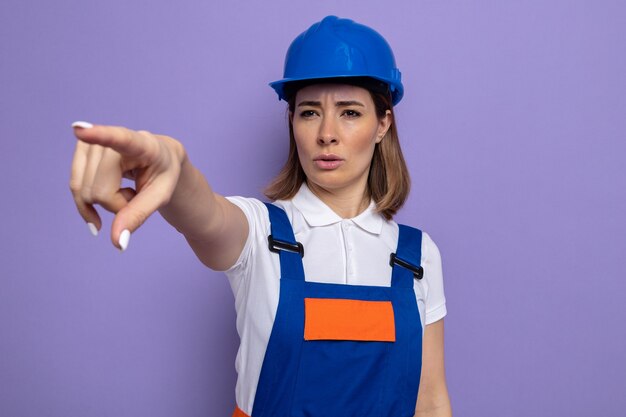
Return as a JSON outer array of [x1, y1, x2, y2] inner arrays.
[[225, 183, 447, 415]]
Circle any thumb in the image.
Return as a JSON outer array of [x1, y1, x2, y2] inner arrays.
[[110, 180, 172, 251]]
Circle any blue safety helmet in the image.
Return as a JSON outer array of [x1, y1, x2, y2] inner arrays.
[[270, 16, 404, 105]]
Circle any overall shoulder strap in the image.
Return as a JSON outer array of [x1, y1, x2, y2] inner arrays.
[[391, 224, 424, 288], [264, 203, 305, 281]]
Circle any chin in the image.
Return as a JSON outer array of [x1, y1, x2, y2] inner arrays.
[[307, 174, 364, 195]]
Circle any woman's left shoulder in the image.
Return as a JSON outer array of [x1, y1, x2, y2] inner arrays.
[[387, 220, 442, 261], [421, 231, 442, 262]]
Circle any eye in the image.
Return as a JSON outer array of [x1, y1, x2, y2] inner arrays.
[[342, 109, 361, 118], [299, 110, 317, 118]]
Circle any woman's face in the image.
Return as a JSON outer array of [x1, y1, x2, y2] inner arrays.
[[292, 83, 391, 198]]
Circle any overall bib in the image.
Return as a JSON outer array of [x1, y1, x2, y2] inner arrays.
[[236, 203, 424, 417]]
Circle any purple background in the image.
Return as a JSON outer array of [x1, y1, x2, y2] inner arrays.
[[1, 0, 625, 416]]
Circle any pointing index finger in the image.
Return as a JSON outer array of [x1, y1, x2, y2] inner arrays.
[[72, 123, 154, 158]]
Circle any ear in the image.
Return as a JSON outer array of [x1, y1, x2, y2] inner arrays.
[[376, 109, 392, 143]]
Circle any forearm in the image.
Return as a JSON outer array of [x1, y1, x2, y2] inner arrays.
[[158, 153, 247, 270], [158, 154, 222, 241]]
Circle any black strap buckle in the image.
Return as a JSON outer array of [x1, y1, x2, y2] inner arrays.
[[390, 253, 423, 280], [268, 235, 304, 257]]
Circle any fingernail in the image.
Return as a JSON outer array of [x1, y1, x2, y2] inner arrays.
[[87, 222, 98, 237], [72, 121, 93, 129], [118, 229, 131, 252]]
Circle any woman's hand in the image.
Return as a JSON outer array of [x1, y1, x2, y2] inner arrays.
[[69, 121, 186, 251]]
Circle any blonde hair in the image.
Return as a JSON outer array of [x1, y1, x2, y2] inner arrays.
[[264, 89, 411, 220]]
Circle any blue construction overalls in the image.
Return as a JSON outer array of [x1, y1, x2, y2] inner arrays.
[[240, 203, 424, 417]]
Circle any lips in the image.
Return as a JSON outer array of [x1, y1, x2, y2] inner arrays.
[[313, 154, 344, 170]]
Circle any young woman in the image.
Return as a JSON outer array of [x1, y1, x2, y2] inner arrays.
[[70, 16, 451, 417]]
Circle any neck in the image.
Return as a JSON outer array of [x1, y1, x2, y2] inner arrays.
[[306, 181, 371, 219]]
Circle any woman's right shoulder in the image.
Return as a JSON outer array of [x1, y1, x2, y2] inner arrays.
[[225, 196, 303, 245], [221, 197, 269, 274], [225, 196, 272, 237], [228, 196, 299, 220], [226, 196, 268, 218]]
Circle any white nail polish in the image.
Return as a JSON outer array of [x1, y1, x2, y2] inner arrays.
[[119, 229, 131, 252], [72, 121, 93, 129], [87, 222, 98, 237]]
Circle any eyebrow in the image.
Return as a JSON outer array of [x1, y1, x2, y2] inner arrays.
[[296, 100, 366, 108]]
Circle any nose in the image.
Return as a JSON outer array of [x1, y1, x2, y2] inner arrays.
[[317, 116, 338, 145]]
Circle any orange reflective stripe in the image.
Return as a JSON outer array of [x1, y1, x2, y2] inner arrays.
[[304, 298, 396, 342], [232, 406, 250, 417]]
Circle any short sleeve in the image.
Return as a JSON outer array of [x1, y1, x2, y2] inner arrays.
[[224, 196, 270, 285], [421, 232, 447, 325]]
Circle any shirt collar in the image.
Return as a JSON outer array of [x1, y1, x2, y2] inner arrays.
[[290, 183, 383, 235]]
